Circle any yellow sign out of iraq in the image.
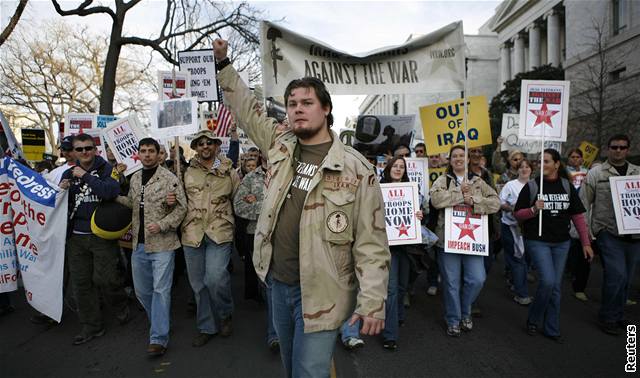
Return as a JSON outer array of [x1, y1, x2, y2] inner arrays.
[[420, 96, 492, 155]]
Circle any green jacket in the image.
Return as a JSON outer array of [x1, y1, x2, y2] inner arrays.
[[218, 65, 390, 333]]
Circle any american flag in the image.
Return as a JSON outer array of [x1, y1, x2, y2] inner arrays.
[[215, 104, 234, 138]]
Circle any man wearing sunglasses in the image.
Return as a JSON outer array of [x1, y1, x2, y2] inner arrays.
[[59, 133, 129, 345], [214, 39, 389, 377], [581, 134, 639, 335], [181, 129, 240, 347]]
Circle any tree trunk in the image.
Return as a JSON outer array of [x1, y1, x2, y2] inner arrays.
[[99, 13, 125, 115], [44, 124, 57, 154]]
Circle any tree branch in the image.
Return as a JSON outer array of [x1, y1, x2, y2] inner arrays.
[[0, 0, 28, 47], [52, 0, 116, 21]]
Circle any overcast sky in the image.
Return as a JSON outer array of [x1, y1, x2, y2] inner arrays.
[[1, 0, 500, 128]]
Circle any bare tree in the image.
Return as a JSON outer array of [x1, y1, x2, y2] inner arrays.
[[0, 21, 155, 150], [570, 19, 640, 150], [0, 0, 28, 47], [52, 0, 263, 115]]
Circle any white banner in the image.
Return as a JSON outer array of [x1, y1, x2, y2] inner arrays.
[[610, 175, 640, 235], [260, 21, 465, 97], [500, 113, 562, 154], [157, 70, 191, 100], [380, 182, 422, 246], [103, 115, 145, 176], [444, 205, 489, 256], [518, 80, 570, 142], [83, 129, 107, 158], [0, 157, 68, 322], [64, 113, 97, 137], [405, 158, 428, 199], [178, 49, 218, 102], [150, 98, 199, 139]]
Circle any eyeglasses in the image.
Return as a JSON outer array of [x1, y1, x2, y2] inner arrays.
[[198, 139, 215, 147], [74, 146, 95, 152], [609, 145, 629, 150]]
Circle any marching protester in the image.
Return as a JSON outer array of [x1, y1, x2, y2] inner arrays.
[[379, 156, 423, 350], [181, 129, 240, 347], [580, 134, 640, 335], [215, 38, 390, 377], [497, 150, 524, 189], [45, 136, 76, 185], [514, 148, 593, 343], [414, 143, 426, 158], [116, 138, 187, 357], [430, 145, 500, 337], [499, 158, 533, 305], [425, 152, 445, 296], [59, 134, 130, 345]]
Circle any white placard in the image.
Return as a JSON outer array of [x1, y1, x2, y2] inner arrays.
[[64, 113, 97, 137], [444, 205, 489, 256], [178, 49, 218, 102], [518, 80, 570, 142], [150, 98, 199, 139], [103, 115, 145, 176], [500, 113, 562, 154], [405, 158, 428, 199], [157, 70, 191, 100], [380, 182, 422, 246], [609, 175, 640, 235]]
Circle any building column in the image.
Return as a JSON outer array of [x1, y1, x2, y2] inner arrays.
[[513, 34, 525, 76], [500, 43, 511, 87], [546, 10, 561, 66], [528, 23, 541, 70]]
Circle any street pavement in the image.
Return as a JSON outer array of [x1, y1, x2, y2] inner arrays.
[[1, 252, 638, 378]]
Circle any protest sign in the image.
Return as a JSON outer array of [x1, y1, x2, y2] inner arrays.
[[150, 98, 199, 139], [518, 80, 570, 142], [500, 113, 562, 154], [380, 182, 422, 246], [405, 158, 428, 198], [0, 157, 68, 322], [428, 167, 446, 189], [609, 175, 640, 235], [376, 156, 386, 178], [83, 129, 107, 158], [64, 113, 96, 137], [353, 115, 415, 157], [157, 70, 191, 100], [97, 115, 118, 129], [444, 205, 489, 256], [178, 49, 218, 102], [578, 141, 599, 168], [103, 115, 145, 176], [0, 111, 25, 161], [260, 21, 464, 97], [21, 129, 46, 161], [420, 96, 492, 155]]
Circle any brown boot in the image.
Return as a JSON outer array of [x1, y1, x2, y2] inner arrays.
[[220, 316, 233, 337], [147, 343, 167, 357]]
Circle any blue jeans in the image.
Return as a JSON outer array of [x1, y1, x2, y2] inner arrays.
[[501, 223, 529, 298], [597, 231, 640, 323], [340, 318, 361, 342], [131, 244, 175, 347], [437, 248, 486, 326], [183, 236, 233, 334], [525, 239, 570, 337], [270, 278, 339, 378], [383, 247, 410, 341], [262, 280, 278, 344]]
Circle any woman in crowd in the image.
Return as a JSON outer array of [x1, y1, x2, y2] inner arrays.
[[430, 145, 500, 337], [500, 158, 533, 305], [514, 148, 593, 343]]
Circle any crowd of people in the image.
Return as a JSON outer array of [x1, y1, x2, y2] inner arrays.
[[0, 37, 638, 378]]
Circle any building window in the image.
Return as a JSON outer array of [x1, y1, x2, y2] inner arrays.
[[610, 67, 626, 82], [393, 101, 399, 115], [613, 0, 627, 35]]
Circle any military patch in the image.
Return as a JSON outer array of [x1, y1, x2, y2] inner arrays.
[[326, 211, 348, 233], [324, 174, 358, 193]]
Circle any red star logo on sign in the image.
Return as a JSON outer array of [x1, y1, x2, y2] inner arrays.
[[131, 152, 140, 163], [396, 223, 410, 237], [454, 214, 481, 241], [529, 101, 559, 128]]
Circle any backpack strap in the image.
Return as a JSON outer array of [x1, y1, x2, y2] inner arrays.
[[528, 178, 572, 206]]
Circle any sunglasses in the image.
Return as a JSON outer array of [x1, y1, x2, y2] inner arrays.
[[74, 146, 95, 152], [198, 140, 215, 147], [609, 145, 629, 150]]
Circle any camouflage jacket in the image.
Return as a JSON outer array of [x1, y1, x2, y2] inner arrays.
[[429, 172, 501, 248], [181, 155, 240, 247], [218, 65, 390, 333], [233, 167, 266, 234], [117, 165, 187, 252]]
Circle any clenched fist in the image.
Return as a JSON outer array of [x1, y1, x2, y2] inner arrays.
[[213, 39, 228, 61]]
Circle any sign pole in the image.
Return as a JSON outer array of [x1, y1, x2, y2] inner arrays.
[[538, 122, 545, 237]]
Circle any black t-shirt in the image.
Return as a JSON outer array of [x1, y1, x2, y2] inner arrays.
[[514, 178, 585, 242], [613, 162, 628, 176], [138, 166, 157, 244]]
